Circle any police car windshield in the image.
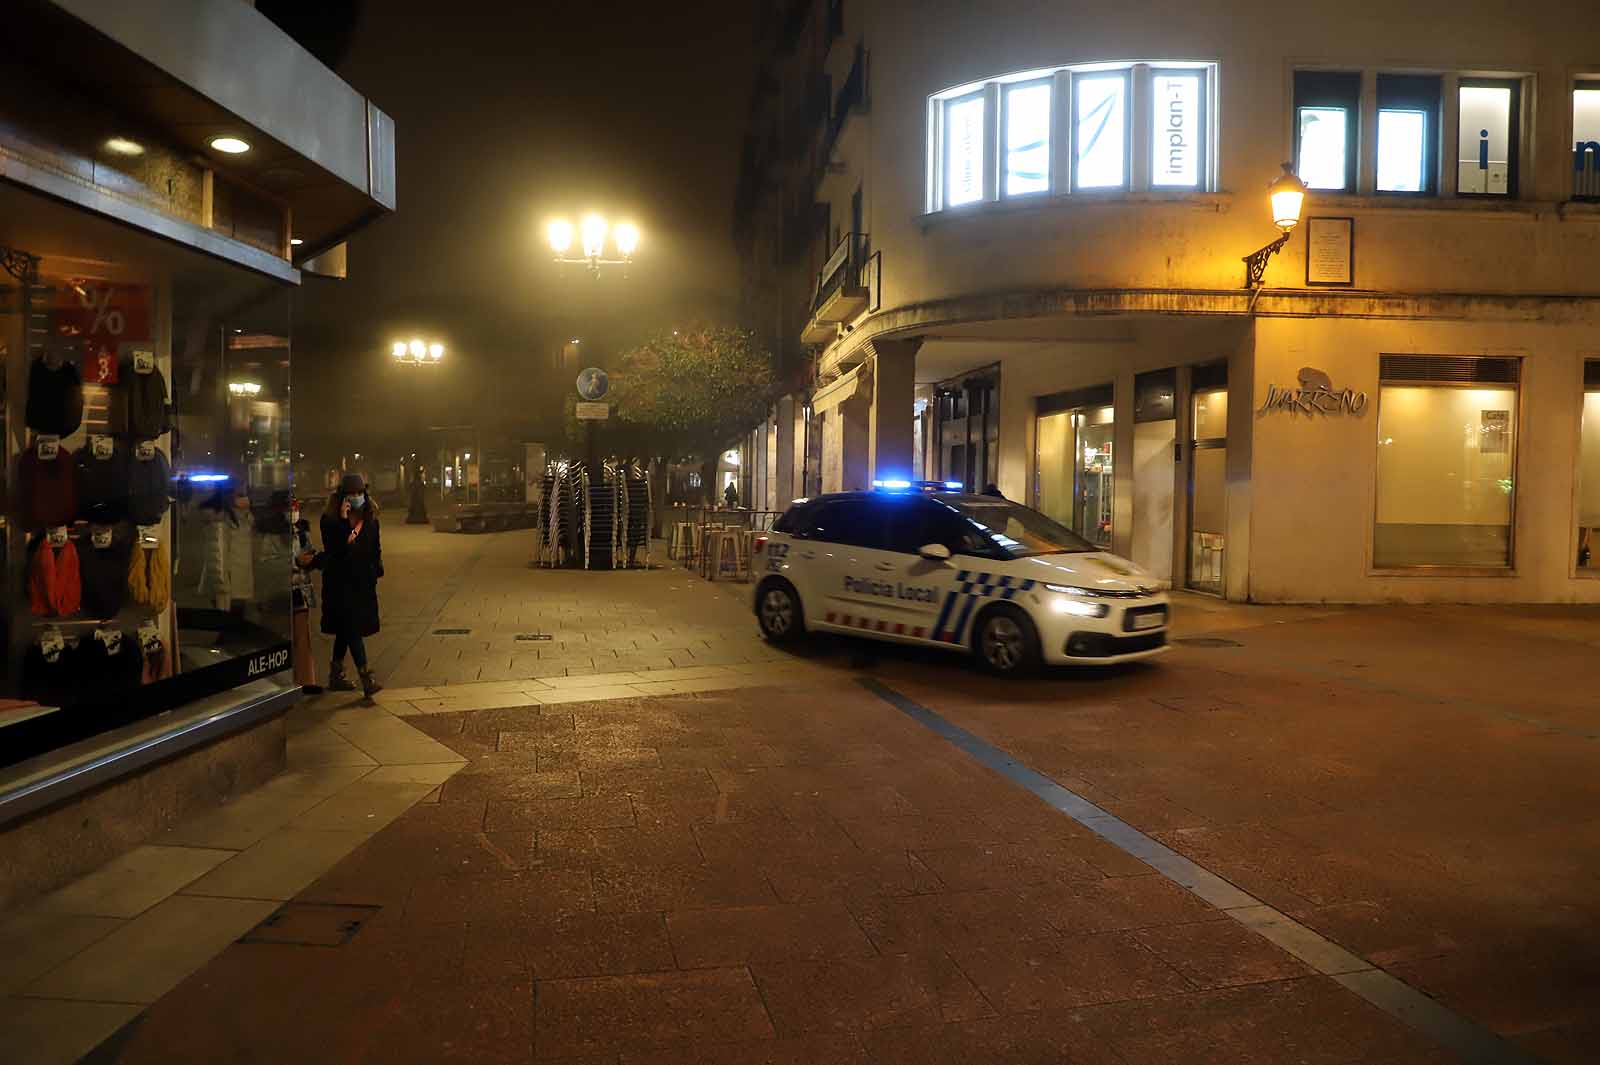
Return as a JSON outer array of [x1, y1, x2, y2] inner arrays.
[[944, 497, 1097, 558]]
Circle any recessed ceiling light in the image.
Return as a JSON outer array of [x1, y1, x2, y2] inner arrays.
[[289, 238, 303, 246], [209, 136, 251, 154], [105, 137, 144, 156]]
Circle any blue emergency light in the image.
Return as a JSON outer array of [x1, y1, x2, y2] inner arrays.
[[871, 479, 963, 493]]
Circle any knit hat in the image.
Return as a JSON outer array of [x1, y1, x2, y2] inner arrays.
[[124, 365, 170, 441], [77, 443, 130, 521], [80, 528, 132, 618], [127, 446, 171, 525], [80, 627, 144, 693], [22, 635, 81, 708], [25, 358, 85, 437], [18, 447, 79, 529]]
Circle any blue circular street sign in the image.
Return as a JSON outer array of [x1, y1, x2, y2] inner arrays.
[[576, 366, 609, 401]]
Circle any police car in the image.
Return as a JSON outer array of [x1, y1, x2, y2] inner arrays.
[[751, 481, 1170, 674]]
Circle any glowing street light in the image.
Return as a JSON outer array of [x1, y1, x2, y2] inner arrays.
[[1242, 163, 1309, 288], [580, 214, 608, 259], [547, 212, 640, 277], [547, 219, 573, 255], [392, 338, 446, 365]]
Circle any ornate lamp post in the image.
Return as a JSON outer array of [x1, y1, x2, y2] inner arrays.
[[391, 337, 445, 523], [548, 214, 640, 278]]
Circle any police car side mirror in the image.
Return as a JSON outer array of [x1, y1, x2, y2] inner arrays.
[[918, 543, 952, 562]]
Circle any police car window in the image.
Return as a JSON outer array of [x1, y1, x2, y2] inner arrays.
[[886, 500, 994, 556], [808, 500, 888, 549], [947, 498, 1096, 558]]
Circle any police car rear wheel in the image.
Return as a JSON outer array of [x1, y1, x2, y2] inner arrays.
[[757, 581, 803, 643], [974, 606, 1040, 675]]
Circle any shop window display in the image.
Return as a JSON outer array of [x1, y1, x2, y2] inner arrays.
[[1578, 360, 1600, 570], [1373, 355, 1519, 568], [2, 231, 293, 767]]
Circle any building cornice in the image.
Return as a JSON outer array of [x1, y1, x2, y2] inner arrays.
[[819, 286, 1600, 377]]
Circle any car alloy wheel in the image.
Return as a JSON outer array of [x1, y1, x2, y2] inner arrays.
[[760, 587, 795, 637], [981, 614, 1026, 672]]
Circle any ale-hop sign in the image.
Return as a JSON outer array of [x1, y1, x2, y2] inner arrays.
[[1258, 367, 1369, 416]]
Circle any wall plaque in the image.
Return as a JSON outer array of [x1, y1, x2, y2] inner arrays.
[[1305, 216, 1354, 286]]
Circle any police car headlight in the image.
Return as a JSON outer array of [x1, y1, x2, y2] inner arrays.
[[1050, 597, 1110, 619], [1044, 583, 1093, 597]]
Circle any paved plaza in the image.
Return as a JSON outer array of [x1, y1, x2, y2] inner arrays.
[[2, 524, 1597, 1063]]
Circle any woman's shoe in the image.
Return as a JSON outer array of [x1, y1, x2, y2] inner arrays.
[[328, 663, 355, 691], [359, 669, 383, 698]]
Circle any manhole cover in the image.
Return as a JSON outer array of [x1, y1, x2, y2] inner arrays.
[[514, 634, 553, 641], [1175, 636, 1242, 648], [432, 628, 471, 636], [241, 902, 379, 947]]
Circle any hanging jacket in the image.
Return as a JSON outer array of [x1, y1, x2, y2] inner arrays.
[[125, 365, 170, 441], [28, 538, 82, 617], [80, 530, 132, 618], [127, 447, 171, 525], [77, 444, 130, 521], [18, 447, 79, 529], [25, 359, 84, 437]]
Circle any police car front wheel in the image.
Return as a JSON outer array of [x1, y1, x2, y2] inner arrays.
[[756, 580, 804, 644], [974, 605, 1041, 675]]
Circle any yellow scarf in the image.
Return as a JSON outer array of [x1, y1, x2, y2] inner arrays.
[[127, 540, 171, 611]]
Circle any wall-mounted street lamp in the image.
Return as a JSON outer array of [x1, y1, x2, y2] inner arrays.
[[392, 338, 446, 365], [548, 213, 640, 278], [1242, 163, 1308, 288]]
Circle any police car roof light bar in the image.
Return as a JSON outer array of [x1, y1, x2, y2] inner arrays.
[[871, 479, 963, 493]]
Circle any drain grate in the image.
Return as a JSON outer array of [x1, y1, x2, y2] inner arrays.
[[432, 628, 471, 636], [241, 902, 380, 947], [514, 633, 553, 641], [1175, 636, 1242, 648]]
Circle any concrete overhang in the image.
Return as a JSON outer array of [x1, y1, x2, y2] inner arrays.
[[9, 0, 395, 268], [801, 317, 838, 345], [814, 283, 869, 324]]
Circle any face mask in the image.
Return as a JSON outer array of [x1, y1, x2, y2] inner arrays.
[[346, 493, 365, 510]]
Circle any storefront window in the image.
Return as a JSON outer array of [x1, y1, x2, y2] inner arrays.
[[1035, 386, 1113, 548], [1188, 367, 1228, 594], [1578, 360, 1600, 570], [1374, 355, 1519, 568], [2, 211, 292, 768]]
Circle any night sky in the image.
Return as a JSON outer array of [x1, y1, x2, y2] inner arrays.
[[269, 1, 758, 458]]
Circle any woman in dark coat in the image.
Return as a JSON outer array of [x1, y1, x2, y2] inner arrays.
[[320, 473, 384, 696]]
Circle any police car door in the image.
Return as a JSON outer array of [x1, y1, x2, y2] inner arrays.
[[877, 497, 963, 643], [804, 497, 900, 634]]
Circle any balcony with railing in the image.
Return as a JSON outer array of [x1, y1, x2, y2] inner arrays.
[[802, 231, 869, 343]]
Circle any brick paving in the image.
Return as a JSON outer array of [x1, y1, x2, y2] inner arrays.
[[66, 527, 1600, 1063]]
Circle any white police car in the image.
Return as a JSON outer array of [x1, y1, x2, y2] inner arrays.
[[751, 481, 1170, 674]]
